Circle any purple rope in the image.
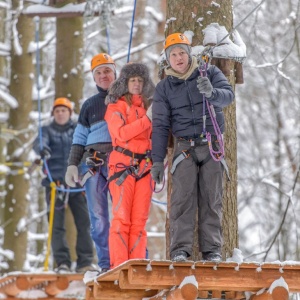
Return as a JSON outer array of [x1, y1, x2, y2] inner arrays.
[[198, 62, 225, 161]]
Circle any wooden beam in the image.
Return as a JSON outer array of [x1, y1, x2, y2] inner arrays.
[[22, 3, 102, 18], [125, 261, 300, 292], [180, 282, 198, 300], [92, 281, 158, 300], [271, 286, 289, 300], [44, 276, 69, 296], [119, 269, 170, 290], [1, 280, 21, 297], [0, 273, 83, 297], [15, 276, 46, 289]]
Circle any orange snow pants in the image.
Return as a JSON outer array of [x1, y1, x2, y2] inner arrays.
[[108, 152, 152, 269]]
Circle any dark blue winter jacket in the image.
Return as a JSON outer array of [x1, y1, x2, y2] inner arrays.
[[152, 65, 234, 163], [72, 86, 111, 148], [68, 86, 112, 166], [33, 119, 76, 186]]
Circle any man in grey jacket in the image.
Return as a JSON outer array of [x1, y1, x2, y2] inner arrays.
[[151, 33, 234, 262]]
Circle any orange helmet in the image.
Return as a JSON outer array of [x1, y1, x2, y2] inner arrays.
[[164, 33, 191, 50], [91, 53, 115, 72], [53, 97, 72, 110]]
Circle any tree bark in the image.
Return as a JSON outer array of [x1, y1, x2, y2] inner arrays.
[[54, 0, 84, 263], [55, 3, 84, 114], [3, 1, 34, 271]]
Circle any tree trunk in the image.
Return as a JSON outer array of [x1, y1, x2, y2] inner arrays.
[[54, 0, 84, 263], [55, 7, 84, 114], [0, 4, 7, 226], [3, 1, 34, 271], [165, 0, 238, 260]]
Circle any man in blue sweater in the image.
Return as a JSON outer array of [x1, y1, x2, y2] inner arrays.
[[33, 97, 94, 273], [65, 53, 116, 273], [151, 33, 234, 263]]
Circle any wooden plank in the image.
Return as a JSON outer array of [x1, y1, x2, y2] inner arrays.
[[198, 290, 209, 298], [85, 260, 141, 287], [235, 291, 246, 299], [44, 276, 69, 296], [119, 270, 170, 290], [15, 276, 47, 289], [0, 273, 82, 283], [0, 273, 83, 297], [271, 286, 289, 300], [1, 280, 21, 297], [166, 287, 184, 300], [180, 282, 199, 300], [126, 261, 300, 292], [211, 290, 222, 298], [22, 3, 101, 18], [250, 293, 272, 300], [92, 281, 158, 300]]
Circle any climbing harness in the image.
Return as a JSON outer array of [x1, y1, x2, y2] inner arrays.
[[108, 147, 152, 186], [80, 149, 108, 186], [170, 137, 212, 175]]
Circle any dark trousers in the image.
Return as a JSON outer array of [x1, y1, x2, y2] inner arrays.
[[46, 187, 94, 269], [170, 139, 224, 257]]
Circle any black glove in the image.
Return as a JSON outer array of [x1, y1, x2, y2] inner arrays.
[[40, 149, 51, 159], [197, 76, 213, 98], [151, 162, 164, 184]]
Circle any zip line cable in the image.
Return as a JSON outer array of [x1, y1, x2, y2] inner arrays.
[[127, 0, 137, 62], [34, 17, 43, 154], [106, 25, 111, 55]]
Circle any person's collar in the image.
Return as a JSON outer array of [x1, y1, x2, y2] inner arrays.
[[165, 56, 198, 80], [96, 85, 109, 93], [52, 119, 72, 131]]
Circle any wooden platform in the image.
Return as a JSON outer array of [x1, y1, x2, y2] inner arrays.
[[1, 260, 299, 299], [84, 259, 300, 300], [0, 272, 83, 299]]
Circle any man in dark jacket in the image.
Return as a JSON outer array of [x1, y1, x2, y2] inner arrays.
[[65, 53, 116, 274], [33, 97, 94, 273], [151, 33, 234, 262]]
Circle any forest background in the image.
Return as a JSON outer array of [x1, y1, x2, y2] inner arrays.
[[0, 0, 299, 275]]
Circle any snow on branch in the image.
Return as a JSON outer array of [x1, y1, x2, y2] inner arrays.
[[202, 23, 246, 61], [0, 89, 18, 109]]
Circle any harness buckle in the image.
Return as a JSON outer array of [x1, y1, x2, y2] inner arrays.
[[86, 157, 104, 166], [182, 150, 190, 158]]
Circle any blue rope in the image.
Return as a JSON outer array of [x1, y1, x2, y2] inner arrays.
[[127, 0, 137, 63], [43, 159, 84, 192], [34, 17, 43, 153], [151, 198, 167, 206], [106, 26, 111, 55]]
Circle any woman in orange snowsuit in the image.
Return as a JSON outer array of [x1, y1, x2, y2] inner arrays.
[[104, 62, 155, 269]]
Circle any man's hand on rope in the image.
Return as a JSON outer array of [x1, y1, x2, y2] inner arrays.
[[197, 76, 213, 98], [39, 149, 51, 159]]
